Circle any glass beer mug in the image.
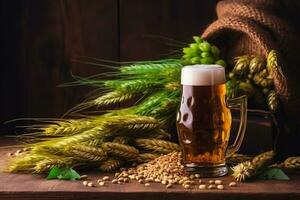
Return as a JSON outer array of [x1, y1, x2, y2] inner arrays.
[[176, 65, 247, 177]]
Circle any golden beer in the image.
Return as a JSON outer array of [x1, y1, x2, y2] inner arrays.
[[176, 65, 247, 177]]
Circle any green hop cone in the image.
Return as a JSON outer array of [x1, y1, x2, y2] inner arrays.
[[191, 57, 201, 64], [253, 69, 273, 88], [267, 50, 278, 72], [201, 52, 212, 58], [216, 59, 226, 68], [198, 41, 211, 52], [238, 82, 256, 97], [226, 79, 239, 99], [249, 56, 266, 74], [189, 43, 199, 50], [183, 47, 190, 54], [267, 90, 279, 112], [262, 88, 269, 94], [183, 47, 197, 57], [193, 36, 203, 43], [200, 57, 214, 64], [233, 55, 252, 76], [211, 45, 220, 57]]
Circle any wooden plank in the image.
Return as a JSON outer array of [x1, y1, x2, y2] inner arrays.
[[119, 0, 218, 61], [0, 138, 300, 200], [0, 0, 119, 128]]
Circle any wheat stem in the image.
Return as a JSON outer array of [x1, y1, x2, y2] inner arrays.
[[102, 142, 139, 158], [134, 138, 181, 154], [99, 158, 123, 172]]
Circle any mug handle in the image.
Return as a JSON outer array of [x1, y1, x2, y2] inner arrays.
[[225, 95, 248, 158]]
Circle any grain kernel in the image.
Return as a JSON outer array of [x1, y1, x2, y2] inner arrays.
[[229, 182, 237, 187], [215, 180, 222, 185], [166, 184, 172, 188], [217, 185, 224, 190], [145, 183, 150, 187], [161, 180, 168, 185], [118, 178, 124, 182], [87, 182, 95, 187], [195, 174, 200, 178], [183, 184, 190, 189], [82, 181, 88, 186], [155, 178, 160, 183], [138, 179, 144, 184], [209, 180, 214, 184], [199, 184, 206, 189], [208, 184, 216, 189], [99, 182, 105, 186], [112, 179, 118, 184], [102, 176, 110, 181], [145, 178, 153, 182], [189, 174, 195, 179], [124, 178, 129, 183]]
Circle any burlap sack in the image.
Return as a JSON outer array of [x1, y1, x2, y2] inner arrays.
[[201, 0, 300, 159]]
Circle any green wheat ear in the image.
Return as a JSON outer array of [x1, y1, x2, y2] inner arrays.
[[66, 145, 107, 162], [94, 91, 136, 106], [133, 138, 181, 154], [39, 119, 94, 136], [120, 59, 182, 74], [8, 154, 46, 172], [102, 142, 139, 158]]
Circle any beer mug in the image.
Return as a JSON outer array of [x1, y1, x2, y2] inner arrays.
[[176, 65, 247, 177]]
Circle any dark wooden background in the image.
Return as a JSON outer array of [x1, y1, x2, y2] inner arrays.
[[1, 0, 299, 134]]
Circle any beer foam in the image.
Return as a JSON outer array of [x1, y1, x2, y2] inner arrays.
[[181, 65, 225, 86]]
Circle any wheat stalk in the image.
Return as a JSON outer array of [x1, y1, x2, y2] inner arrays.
[[252, 150, 274, 166], [134, 138, 181, 154], [84, 139, 103, 147], [232, 150, 275, 182], [164, 82, 181, 91], [112, 136, 131, 144], [120, 61, 182, 75], [31, 126, 107, 154], [227, 153, 253, 166], [102, 142, 139, 158], [282, 157, 300, 169], [67, 145, 107, 162], [104, 115, 160, 135], [34, 156, 74, 173], [40, 119, 94, 136], [94, 91, 136, 106], [271, 156, 300, 170], [8, 154, 46, 172], [117, 79, 161, 92], [99, 158, 123, 172]]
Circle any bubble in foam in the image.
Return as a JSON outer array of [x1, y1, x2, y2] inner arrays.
[[181, 65, 225, 86]]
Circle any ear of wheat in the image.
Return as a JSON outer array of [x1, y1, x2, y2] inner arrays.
[[133, 138, 181, 154], [99, 158, 123, 172], [231, 151, 275, 182], [102, 142, 139, 158]]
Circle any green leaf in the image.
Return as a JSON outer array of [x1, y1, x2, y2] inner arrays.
[[258, 168, 290, 181], [47, 166, 60, 180], [47, 167, 80, 181]]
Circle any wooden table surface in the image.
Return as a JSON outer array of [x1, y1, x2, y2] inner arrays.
[[0, 138, 299, 200]]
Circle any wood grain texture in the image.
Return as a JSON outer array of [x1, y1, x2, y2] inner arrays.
[[0, 138, 299, 200], [0, 0, 119, 134], [119, 0, 217, 61]]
